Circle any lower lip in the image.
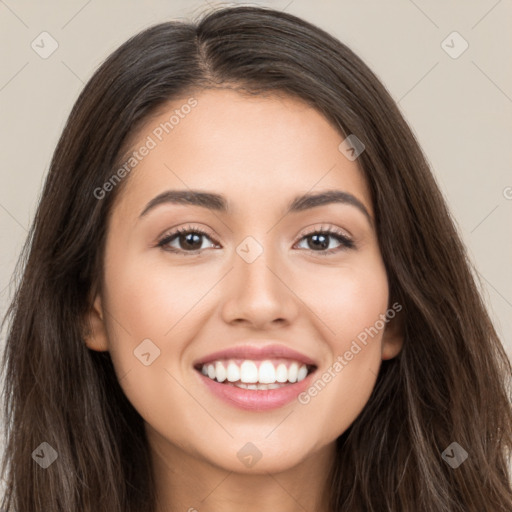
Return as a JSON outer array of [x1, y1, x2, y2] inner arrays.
[[196, 370, 315, 411]]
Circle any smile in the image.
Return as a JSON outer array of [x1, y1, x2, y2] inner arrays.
[[194, 357, 319, 412], [198, 359, 313, 389], [193, 342, 319, 410]]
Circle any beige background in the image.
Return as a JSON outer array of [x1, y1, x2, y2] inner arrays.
[[1, 0, 511, 488]]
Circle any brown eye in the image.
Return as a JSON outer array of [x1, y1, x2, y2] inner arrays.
[[157, 226, 219, 254], [295, 227, 355, 254]]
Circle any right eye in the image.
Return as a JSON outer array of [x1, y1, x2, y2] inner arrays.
[[157, 225, 220, 255]]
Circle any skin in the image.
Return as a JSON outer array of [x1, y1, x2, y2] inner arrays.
[[85, 88, 404, 512]]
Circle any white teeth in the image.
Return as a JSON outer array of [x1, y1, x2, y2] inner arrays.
[[276, 363, 288, 383], [258, 360, 276, 384], [297, 365, 308, 382], [199, 359, 312, 386], [288, 362, 298, 383], [240, 361, 258, 383], [226, 362, 240, 382], [232, 382, 285, 390], [215, 361, 226, 382]]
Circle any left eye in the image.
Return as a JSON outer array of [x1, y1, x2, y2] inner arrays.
[[295, 230, 354, 252]]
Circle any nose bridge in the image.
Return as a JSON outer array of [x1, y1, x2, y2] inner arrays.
[[221, 233, 299, 327], [238, 241, 279, 292]]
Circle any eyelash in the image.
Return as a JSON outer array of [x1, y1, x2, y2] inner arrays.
[[157, 224, 355, 256]]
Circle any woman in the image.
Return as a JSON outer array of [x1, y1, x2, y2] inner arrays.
[[1, 5, 511, 511]]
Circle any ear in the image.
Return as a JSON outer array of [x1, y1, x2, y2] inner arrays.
[[83, 294, 109, 352], [381, 306, 405, 360]]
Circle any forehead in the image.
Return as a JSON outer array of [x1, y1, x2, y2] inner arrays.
[[113, 88, 372, 219]]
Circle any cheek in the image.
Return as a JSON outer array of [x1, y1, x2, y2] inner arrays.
[[99, 252, 216, 428], [295, 251, 389, 347], [291, 252, 388, 436], [100, 250, 224, 394], [102, 251, 218, 341]]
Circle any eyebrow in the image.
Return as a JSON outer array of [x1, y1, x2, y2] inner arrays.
[[139, 189, 372, 224]]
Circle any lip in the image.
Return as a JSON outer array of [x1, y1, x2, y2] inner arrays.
[[192, 341, 318, 411], [193, 342, 318, 367], [196, 367, 317, 411]]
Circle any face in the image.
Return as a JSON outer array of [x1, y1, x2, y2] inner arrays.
[[85, 88, 403, 475]]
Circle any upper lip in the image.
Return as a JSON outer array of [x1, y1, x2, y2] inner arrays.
[[193, 342, 318, 368]]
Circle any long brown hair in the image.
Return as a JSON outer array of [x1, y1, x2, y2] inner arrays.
[[2, 5, 511, 511]]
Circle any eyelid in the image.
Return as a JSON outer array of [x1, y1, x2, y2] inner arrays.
[[158, 223, 217, 242], [296, 223, 353, 242]]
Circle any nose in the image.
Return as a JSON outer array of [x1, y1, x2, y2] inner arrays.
[[221, 246, 300, 330]]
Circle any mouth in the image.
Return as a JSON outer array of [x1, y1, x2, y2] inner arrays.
[[194, 359, 317, 390], [193, 344, 318, 410]]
